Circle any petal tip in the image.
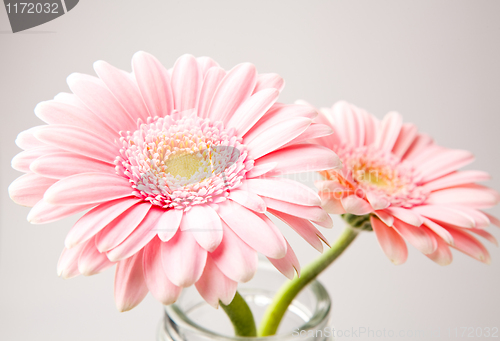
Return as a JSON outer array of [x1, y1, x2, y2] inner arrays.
[[66, 72, 81, 87], [391, 258, 406, 265]]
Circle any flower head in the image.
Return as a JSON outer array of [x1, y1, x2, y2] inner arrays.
[[314, 101, 500, 265], [9, 52, 341, 311]]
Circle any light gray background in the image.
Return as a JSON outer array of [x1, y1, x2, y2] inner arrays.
[[1, 1, 499, 340]]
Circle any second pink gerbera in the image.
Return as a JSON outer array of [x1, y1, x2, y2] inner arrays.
[[9, 52, 341, 311], [314, 101, 499, 265]]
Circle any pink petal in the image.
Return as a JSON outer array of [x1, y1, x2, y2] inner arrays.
[[15, 126, 45, 150], [57, 243, 85, 279], [408, 144, 443, 165], [384, 206, 423, 226], [12, 146, 63, 173], [245, 178, 320, 206], [31, 152, 114, 179], [484, 212, 500, 228], [469, 228, 498, 246], [374, 210, 394, 226], [423, 170, 491, 192], [402, 133, 433, 161], [263, 197, 332, 228], [366, 192, 390, 210], [162, 230, 207, 287], [229, 189, 267, 213], [67, 73, 137, 132], [341, 195, 373, 215], [256, 144, 341, 176], [195, 256, 238, 308], [143, 238, 182, 305], [425, 186, 500, 209], [106, 206, 165, 262], [269, 209, 328, 253], [319, 192, 346, 214], [171, 54, 200, 112], [196, 56, 219, 77], [52, 92, 84, 106], [246, 117, 311, 159], [268, 239, 300, 280], [207, 63, 257, 124], [78, 236, 114, 276], [392, 123, 418, 158], [65, 198, 141, 248], [28, 200, 94, 224], [446, 206, 491, 229], [327, 102, 350, 146], [281, 123, 333, 148], [245, 162, 277, 179], [156, 209, 183, 242], [34, 125, 118, 164], [9, 173, 57, 207], [425, 235, 453, 266], [416, 149, 474, 183], [94, 60, 150, 122], [95, 202, 152, 252], [446, 226, 491, 264], [392, 218, 437, 254], [132, 51, 174, 117], [412, 205, 475, 228], [361, 108, 379, 145], [374, 111, 403, 152], [35, 99, 117, 140], [422, 218, 454, 245], [218, 200, 287, 259], [211, 221, 258, 283], [331, 101, 365, 148], [44, 173, 133, 206], [226, 88, 279, 136], [180, 205, 223, 252], [245, 104, 317, 141], [370, 216, 408, 265], [253, 73, 285, 93], [313, 110, 336, 148], [114, 250, 149, 312], [196, 67, 226, 119]]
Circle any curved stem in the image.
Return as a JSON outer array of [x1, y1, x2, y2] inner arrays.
[[258, 226, 359, 336], [220, 291, 257, 337]]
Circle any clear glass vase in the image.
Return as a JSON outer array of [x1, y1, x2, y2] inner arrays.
[[158, 261, 332, 341]]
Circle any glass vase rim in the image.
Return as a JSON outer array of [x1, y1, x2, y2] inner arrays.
[[164, 261, 331, 340]]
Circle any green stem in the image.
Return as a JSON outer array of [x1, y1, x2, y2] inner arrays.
[[258, 226, 359, 336], [220, 291, 257, 337]]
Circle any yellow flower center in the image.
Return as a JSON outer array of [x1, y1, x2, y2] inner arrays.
[[354, 166, 392, 188], [117, 115, 250, 209], [164, 152, 206, 179]]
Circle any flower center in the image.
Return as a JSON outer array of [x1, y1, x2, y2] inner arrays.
[[353, 165, 392, 188], [327, 145, 428, 208], [115, 113, 252, 210], [164, 152, 205, 178]]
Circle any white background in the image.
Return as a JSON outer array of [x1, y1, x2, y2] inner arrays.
[[1, 1, 499, 340]]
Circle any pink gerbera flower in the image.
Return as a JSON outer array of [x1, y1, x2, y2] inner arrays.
[[9, 52, 340, 311], [314, 101, 500, 265]]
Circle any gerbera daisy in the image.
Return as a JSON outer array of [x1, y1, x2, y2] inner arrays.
[[9, 52, 341, 311], [314, 101, 499, 265]]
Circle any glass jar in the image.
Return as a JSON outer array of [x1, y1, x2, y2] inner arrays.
[[158, 261, 332, 341]]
